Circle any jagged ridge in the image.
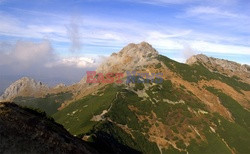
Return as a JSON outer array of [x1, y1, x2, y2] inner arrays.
[[187, 54, 250, 83], [0, 77, 48, 101]]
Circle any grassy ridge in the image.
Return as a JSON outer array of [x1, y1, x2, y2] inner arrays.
[[206, 87, 250, 130], [205, 87, 250, 153], [14, 92, 72, 115], [52, 85, 120, 135], [158, 55, 250, 92]]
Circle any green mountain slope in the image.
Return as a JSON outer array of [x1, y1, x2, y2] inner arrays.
[[52, 54, 250, 153], [13, 92, 73, 115]]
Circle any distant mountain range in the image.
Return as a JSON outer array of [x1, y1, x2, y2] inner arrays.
[[1, 42, 249, 153]]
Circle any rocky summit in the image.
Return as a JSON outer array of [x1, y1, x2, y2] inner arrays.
[[187, 54, 250, 84], [0, 77, 49, 101], [96, 42, 159, 73], [79, 42, 159, 85]]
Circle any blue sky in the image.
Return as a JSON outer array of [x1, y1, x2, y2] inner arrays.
[[0, 0, 250, 91]]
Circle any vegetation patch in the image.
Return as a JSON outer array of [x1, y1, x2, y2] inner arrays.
[[14, 92, 73, 115]]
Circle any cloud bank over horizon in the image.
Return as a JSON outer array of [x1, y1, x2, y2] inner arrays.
[[0, 40, 98, 92]]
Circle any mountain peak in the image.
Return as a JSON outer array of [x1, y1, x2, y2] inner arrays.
[[0, 77, 48, 101], [186, 54, 249, 72], [96, 42, 159, 73], [186, 54, 209, 64], [186, 54, 250, 83], [118, 41, 158, 57]]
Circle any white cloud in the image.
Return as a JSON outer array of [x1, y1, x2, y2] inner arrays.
[[138, 30, 250, 55], [0, 40, 99, 92], [190, 41, 250, 55], [0, 12, 68, 42], [0, 40, 53, 69], [46, 57, 96, 68], [12, 41, 53, 63], [2, 10, 249, 57], [0, 40, 100, 69], [187, 6, 245, 18], [147, 30, 192, 39], [148, 37, 250, 55], [181, 45, 196, 59], [0, 5, 249, 62], [66, 17, 82, 52]]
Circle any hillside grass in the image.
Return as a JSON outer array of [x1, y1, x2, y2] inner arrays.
[[158, 55, 250, 93], [206, 87, 250, 130], [50, 54, 250, 153], [14, 92, 73, 115], [52, 84, 121, 135]]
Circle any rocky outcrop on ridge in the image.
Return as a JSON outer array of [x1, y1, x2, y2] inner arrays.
[[0, 77, 48, 101], [186, 54, 250, 83]]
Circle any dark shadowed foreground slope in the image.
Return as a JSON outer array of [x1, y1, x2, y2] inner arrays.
[[0, 102, 98, 154]]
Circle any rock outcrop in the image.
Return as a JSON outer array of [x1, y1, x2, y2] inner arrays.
[[0, 77, 49, 101], [54, 83, 66, 89], [96, 42, 159, 73], [186, 54, 250, 83], [80, 42, 159, 84]]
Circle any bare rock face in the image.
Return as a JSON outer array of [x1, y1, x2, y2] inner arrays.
[[96, 42, 159, 73], [54, 83, 66, 89], [0, 77, 49, 101], [186, 54, 250, 83], [79, 42, 159, 84]]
